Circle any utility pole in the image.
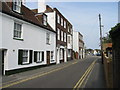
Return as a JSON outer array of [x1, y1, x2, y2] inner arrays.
[[99, 14, 103, 64]]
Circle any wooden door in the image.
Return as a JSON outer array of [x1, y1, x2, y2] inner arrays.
[[47, 51, 50, 65]]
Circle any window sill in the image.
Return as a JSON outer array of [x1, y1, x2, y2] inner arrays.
[[36, 61, 44, 63], [21, 62, 30, 65], [13, 38, 24, 41]]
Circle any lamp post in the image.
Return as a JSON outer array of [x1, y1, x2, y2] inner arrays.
[[99, 14, 103, 64]]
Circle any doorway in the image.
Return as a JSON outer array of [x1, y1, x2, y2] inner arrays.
[[46, 51, 50, 65], [1, 49, 7, 75]]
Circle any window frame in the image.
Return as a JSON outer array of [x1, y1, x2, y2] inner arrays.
[[13, 0, 22, 13], [57, 14, 60, 24], [61, 18, 63, 26], [43, 15, 47, 26], [22, 50, 29, 64], [51, 51, 54, 60], [13, 22, 23, 40], [68, 36, 70, 44], [46, 32, 50, 45], [61, 31, 63, 41], [64, 21, 66, 28], [64, 33, 66, 42], [57, 28, 60, 40]]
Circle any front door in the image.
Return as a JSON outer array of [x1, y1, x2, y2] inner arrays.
[[47, 51, 50, 65]]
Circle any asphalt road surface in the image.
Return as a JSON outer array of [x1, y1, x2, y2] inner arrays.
[[1, 56, 106, 89]]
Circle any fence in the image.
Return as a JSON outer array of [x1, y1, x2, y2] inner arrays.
[[103, 53, 113, 88]]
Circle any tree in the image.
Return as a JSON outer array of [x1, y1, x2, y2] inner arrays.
[[110, 23, 120, 32], [102, 33, 112, 43]]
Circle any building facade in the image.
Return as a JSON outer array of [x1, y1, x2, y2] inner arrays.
[[73, 31, 85, 59], [0, 1, 56, 75], [33, 4, 73, 64]]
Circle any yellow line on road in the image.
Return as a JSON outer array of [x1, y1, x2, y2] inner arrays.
[[73, 60, 96, 90], [0, 61, 78, 89], [77, 62, 95, 89]]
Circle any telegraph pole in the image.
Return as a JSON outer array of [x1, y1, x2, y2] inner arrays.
[[99, 14, 103, 64]]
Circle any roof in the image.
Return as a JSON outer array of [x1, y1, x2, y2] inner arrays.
[[103, 43, 112, 51], [0, 2, 55, 33]]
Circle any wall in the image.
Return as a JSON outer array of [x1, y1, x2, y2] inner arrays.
[[67, 34, 72, 49], [0, 13, 2, 48], [46, 11, 56, 31], [103, 54, 113, 88], [73, 31, 79, 53], [1, 13, 56, 71]]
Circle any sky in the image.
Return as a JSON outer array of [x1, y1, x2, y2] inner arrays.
[[25, 1, 118, 49]]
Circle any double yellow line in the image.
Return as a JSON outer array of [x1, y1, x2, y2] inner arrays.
[[73, 60, 96, 89]]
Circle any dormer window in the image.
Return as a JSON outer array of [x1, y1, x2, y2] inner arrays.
[[13, 0, 21, 13], [43, 14, 47, 26]]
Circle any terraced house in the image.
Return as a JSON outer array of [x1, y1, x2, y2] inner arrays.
[[32, 2, 73, 64], [0, 0, 56, 75]]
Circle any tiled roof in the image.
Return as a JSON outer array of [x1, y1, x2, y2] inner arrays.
[[1, 1, 55, 33]]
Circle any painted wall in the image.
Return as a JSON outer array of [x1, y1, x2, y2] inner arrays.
[[1, 13, 56, 71], [73, 31, 79, 53], [0, 13, 2, 48], [67, 34, 73, 49], [46, 11, 56, 31]]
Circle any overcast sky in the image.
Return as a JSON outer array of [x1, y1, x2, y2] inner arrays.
[[26, 1, 118, 49]]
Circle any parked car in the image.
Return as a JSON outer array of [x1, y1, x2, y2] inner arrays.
[[96, 53, 101, 56]]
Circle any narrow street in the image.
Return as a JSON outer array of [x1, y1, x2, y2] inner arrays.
[[1, 56, 106, 89]]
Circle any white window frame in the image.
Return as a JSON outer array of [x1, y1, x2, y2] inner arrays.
[[61, 18, 63, 26], [61, 31, 63, 41], [64, 33, 66, 42], [37, 51, 41, 62], [43, 15, 47, 26], [36, 51, 44, 62], [57, 28, 60, 40], [13, 22, 22, 39], [22, 50, 29, 64], [60, 49, 63, 59], [13, 0, 21, 13], [64, 21, 66, 28], [57, 14, 60, 24], [46, 32, 50, 44]]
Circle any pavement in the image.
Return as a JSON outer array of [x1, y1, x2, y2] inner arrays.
[[0, 56, 106, 89]]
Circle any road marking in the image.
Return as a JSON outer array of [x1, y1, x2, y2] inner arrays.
[[77, 62, 95, 89], [82, 62, 95, 88], [0, 61, 79, 89], [73, 60, 96, 90]]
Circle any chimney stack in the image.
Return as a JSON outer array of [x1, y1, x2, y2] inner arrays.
[[38, 0, 46, 13]]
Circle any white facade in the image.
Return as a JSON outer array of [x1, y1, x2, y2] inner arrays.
[[0, 13, 56, 75], [67, 33, 73, 60], [45, 11, 56, 31], [73, 31, 79, 53], [73, 31, 85, 59]]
